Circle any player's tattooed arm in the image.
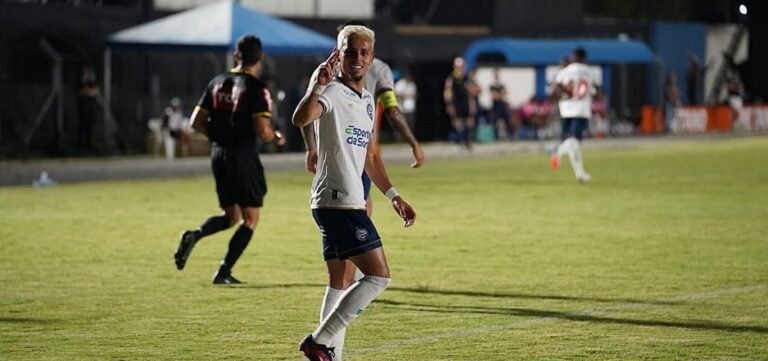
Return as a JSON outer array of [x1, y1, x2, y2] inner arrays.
[[383, 106, 424, 168]]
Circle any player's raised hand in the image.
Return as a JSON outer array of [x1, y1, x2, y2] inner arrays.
[[391, 197, 416, 228], [315, 48, 339, 86]]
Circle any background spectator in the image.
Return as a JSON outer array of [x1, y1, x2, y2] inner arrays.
[[394, 69, 417, 138], [664, 72, 682, 132], [77, 66, 100, 151], [162, 97, 192, 160], [443, 56, 476, 149], [488, 68, 512, 140]]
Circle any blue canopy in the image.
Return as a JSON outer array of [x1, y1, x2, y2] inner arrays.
[[463, 38, 655, 69], [106, 0, 335, 55]]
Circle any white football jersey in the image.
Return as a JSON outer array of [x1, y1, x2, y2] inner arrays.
[[554, 62, 599, 119], [310, 78, 376, 209], [364, 58, 395, 96]]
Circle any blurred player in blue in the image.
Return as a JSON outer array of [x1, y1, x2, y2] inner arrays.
[[293, 25, 416, 361], [173, 35, 285, 284]]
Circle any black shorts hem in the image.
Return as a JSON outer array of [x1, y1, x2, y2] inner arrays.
[[220, 200, 264, 209], [323, 239, 382, 261]]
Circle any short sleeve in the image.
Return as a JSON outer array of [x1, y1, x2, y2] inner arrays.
[[376, 61, 395, 93], [197, 80, 214, 112], [249, 84, 273, 118], [316, 85, 334, 116], [554, 69, 565, 85]]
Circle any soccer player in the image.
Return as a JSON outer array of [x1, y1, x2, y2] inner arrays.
[[173, 35, 285, 285], [550, 47, 601, 183], [302, 21, 425, 216], [292, 25, 416, 361], [444, 56, 477, 149]]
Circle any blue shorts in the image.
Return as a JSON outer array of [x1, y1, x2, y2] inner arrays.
[[312, 209, 382, 261], [561, 117, 589, 141], [361, 171, 372, 200]]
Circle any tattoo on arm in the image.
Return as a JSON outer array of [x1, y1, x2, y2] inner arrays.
[[386, 107, 418, 146]]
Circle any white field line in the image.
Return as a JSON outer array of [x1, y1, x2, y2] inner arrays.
[[350, 284, 768, 356]]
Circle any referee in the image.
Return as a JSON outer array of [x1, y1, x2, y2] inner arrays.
[[173, 34, 285, 284]]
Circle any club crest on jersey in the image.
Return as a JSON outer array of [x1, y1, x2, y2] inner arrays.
[[345, 125, 371, 148], [355, 227, 369, 241]]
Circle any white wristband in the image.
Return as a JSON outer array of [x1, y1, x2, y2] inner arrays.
[[385, 187, 400, 201], [311, 83, 326, 95]]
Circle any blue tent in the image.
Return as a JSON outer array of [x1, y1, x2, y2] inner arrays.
[[463, 37, 656, 102], [106, 0, 336, 55], [463, 38, 655, 69], [102, 0, 336, 127]]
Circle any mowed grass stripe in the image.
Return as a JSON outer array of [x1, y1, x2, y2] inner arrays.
[[1, 136, 767, 360]]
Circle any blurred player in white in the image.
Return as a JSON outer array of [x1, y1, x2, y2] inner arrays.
[[293, 25, 416, 361], [550, 47, 602, 183]]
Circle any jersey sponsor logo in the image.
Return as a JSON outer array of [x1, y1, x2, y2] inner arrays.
[[212, 83, 246, 112], [345, 125, 371, 148], [341, 88, 359, 98], [355, 227, 369, 241]]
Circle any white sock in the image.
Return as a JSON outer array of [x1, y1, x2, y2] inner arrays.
[[320, 287, 346, 360], [353, 267, 364, 282], [555, 139, 571, 159], [312, 275, 391, 346], [559, 137, 588, 179], [320, 286, 344, 321]]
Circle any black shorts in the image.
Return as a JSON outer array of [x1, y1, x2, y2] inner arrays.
[[561, 117, 589, 141], [453, 102, 471, 118], [211, 144, 267, 208], [312, 209, 382, 261]]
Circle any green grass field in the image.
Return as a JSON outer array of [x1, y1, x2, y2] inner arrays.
[[1, 136, 767, 360]]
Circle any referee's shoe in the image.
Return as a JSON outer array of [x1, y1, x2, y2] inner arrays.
[[212, 272, 243, 285], [174, 230, 199, 270]]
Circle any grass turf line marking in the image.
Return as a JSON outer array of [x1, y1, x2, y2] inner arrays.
[[350, 284, 767, 356]]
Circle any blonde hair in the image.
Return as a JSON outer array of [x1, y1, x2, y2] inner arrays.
[[337, 25, 375, 49]]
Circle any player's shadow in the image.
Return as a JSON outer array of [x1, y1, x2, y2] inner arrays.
[[235, 282, 325, 290], [236, 283, 678, 305], [232, 283, 766, 333], [236, 283, 677, 305], [374, 299, 768, 334], [387, 286, 680, 305], [0, 317, 57, 324]]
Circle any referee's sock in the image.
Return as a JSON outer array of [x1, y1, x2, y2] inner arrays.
[[218, 225, 253, 275], [198, 215, 230, 238]]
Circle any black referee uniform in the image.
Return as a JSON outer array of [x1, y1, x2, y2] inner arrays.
[[196, 69, 273, 208]]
